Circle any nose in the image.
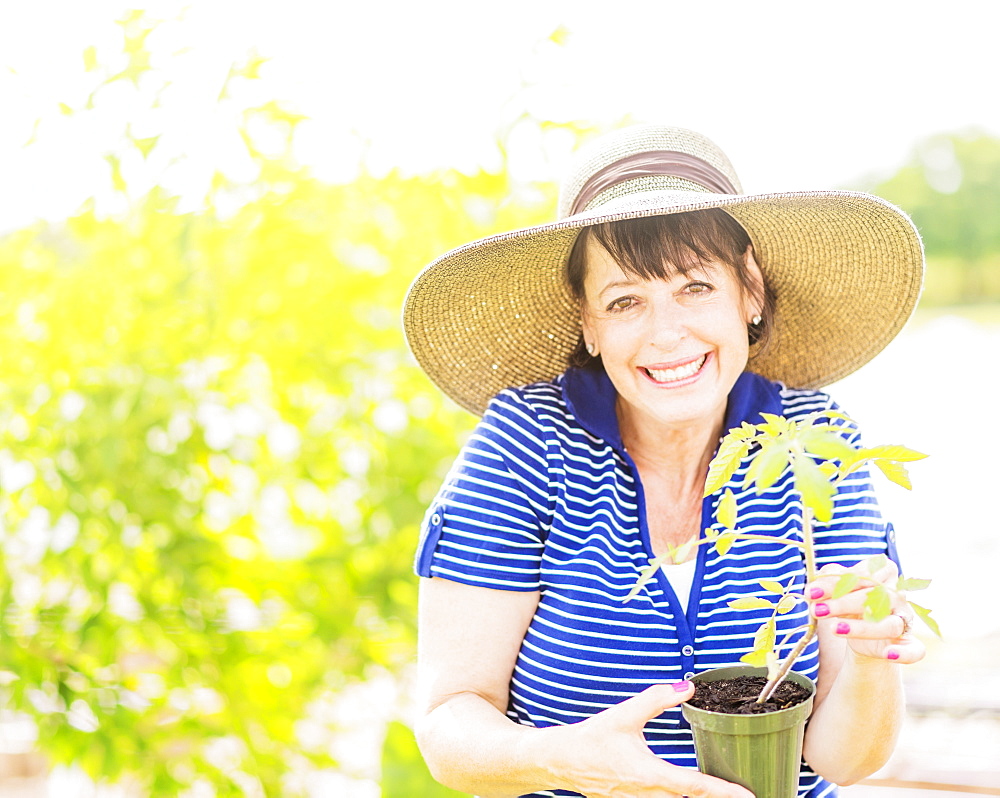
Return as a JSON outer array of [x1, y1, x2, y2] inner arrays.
[[645, 297, 686, 352]]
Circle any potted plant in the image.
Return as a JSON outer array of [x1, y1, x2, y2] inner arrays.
[[628, 409, 938, 798]]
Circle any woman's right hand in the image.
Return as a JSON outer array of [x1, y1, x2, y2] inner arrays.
[[533, 682, 755, 798]]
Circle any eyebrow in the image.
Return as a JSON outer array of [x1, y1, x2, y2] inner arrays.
[[597, 279, 640, 300]]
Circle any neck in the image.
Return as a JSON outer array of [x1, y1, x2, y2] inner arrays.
[[617, 399, 725, 494]]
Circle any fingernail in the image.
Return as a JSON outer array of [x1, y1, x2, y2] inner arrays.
[[672, 680, 693, 692], [808, 587, 825, 600], [886, 649, 900, 661], [814, 603, 830, 617], [836, 622, 850, 635]]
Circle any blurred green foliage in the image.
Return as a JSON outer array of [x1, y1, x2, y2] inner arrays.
[[0, 16, 560, 794], [867, 131, 1000, 305], [0, 129, 557, 794]]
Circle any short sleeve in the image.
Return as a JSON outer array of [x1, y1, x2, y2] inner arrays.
[[413, 389, 554, 591], [806, 397, 902, 571]]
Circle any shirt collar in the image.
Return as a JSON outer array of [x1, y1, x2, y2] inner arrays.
[[562, 366, 784, 453]]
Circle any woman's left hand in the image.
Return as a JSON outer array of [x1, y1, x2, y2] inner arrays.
[[806, 559, 926, 664]]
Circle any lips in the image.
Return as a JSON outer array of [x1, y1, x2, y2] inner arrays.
[[642, 354, 707, 384]]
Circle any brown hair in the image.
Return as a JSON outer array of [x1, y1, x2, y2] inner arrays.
[[564, 209, 777, 368]]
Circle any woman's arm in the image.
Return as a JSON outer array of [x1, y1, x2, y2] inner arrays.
[[416, 577, 755, 798], [802, 560, 925, 785]]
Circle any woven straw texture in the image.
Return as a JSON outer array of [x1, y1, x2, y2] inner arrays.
[[404, 128, 924, 416]]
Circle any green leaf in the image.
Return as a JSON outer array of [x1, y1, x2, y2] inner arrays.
[[776, 594, 797, 614], [714, 534, 735, 556], [758, 580, 786, 595], [831, 573, 860, 598], [866, 554, 890, 576], [909, 601, 942, 637], [801, 428, 857, 462], [875, 459, 912, 490], [740, 649, 768, 667], [791, 453, 835, 522], [862, 445, 928, 463], [754, 617, 777, 652], [717, 489, 737, 530], [670, 541, 695, 565], [863, 585, 893, 622], [624, 557, 668, 603], [897, 577, 932, 592], [728, 597, 775, 611], [758, 413, 791, 435], [744, 438, 790, 493], [704, 437, 751, 496]]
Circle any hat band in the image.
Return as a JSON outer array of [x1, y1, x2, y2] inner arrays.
[[568, 150, 739, 216]]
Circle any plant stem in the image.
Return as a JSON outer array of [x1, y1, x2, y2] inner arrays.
[[756, 506, 817, 704]]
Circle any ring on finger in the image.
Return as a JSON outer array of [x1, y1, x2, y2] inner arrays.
[[893, 612, 913, 636]]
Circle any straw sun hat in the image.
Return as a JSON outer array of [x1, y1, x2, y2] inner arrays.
[[403, 125, 924, 416]]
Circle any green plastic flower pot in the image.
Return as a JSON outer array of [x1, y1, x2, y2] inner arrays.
[[681, 666, 816, 798]]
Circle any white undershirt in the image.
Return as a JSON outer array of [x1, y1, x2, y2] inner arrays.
[[660, 558, 698, 613]]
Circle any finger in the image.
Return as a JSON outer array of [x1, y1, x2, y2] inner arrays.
[[605, 682, 695, 730], [668, 766, 756, 798], [807, 558, 899, 602], [882, 636, 926, 664], [826, 613, 909, 640]]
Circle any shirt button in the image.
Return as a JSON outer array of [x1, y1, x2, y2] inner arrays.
[[431, 513, 442, 526], [889, 527, 897, 543], [682, 645, 694, 656], [684, 671, 696, 681]]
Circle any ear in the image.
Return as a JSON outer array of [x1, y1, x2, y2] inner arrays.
[[580, 311, 597, 355], [743, 245, 765, 319]]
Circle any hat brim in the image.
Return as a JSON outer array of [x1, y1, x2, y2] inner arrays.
[[403, 189, 924, 416]]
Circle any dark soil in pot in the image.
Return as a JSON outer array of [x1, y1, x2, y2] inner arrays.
[[686, 675, 811, 715]]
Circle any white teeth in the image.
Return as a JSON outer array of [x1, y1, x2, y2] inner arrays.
[[646, 356, 706, 383]]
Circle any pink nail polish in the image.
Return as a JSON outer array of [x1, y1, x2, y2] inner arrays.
[[672, 680, 693, 692], [814, 603, 830, 617], [836, 622, 850, 635], [808, 587, 825, 600], [886, 649, 900, 661]]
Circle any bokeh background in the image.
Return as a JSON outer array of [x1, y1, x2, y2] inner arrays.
[[0, 1, 998, 795]]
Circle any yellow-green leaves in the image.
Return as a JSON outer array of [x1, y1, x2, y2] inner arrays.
[[775, 594, 797, 614], [791, 453, 836, 522], [743, 438, 789, 493], [863, 585, 893, 623], [704, 433, 751, 496], [910, 601, 942, 637], [740, 617, 776, 667], [832, 573, 860, 598], [875, 460, 911, 489], [701, 407, 935, 700], [729, 597, 776, 611], [717, 489, 737, 530]]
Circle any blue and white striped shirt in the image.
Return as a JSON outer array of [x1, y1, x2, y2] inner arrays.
[[416, 367, 898, 798]]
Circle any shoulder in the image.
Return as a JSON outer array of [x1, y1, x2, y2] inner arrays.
[[483, 375, 584, 438]]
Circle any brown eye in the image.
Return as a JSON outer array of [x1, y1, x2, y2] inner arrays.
[[607, 296, 635, 312], [686, 281, 713, 294]]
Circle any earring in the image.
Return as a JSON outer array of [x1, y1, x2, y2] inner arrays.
[[751, 314, 762, 326], [586, 343, 596, 356]]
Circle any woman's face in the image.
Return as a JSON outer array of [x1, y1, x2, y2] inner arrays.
[[580, 236, 762, 435]]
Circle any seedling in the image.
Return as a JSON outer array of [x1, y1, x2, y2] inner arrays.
[[627, 409, 938, 704]]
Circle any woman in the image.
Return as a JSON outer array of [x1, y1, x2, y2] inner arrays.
[[403, 125, 926, 798]]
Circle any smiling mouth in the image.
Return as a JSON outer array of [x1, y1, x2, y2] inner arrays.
[[643, 355, 707, 384]]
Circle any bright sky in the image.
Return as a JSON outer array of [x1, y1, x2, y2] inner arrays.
[[1, 0, 998, 230]]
